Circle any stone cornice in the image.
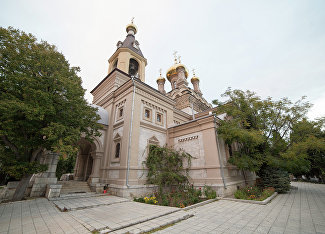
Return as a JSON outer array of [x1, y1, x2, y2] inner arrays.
[[168, 115, 214, 133], [140, 121, 167, 134]]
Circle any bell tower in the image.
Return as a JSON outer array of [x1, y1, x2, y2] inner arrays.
[[108, 19, 147, 82]]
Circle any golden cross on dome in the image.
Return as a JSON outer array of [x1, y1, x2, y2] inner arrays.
[[159, 68, 162, 76], [178, 55, 181, 63], [131, 17, 135, 24], [192, 68, 196, 76]]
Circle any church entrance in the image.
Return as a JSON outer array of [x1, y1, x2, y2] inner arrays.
[[74, 139, 95, 181]]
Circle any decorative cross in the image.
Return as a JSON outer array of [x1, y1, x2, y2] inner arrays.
[[173, 51, 178, 63], [192, 68, 196, 76], [159, 68, 162, 76], [178, 55, 181, 63], [131, 17, 135, 24]]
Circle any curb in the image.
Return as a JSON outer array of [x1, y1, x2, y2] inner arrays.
[[96, 208, 181, 233], [221, 192, 278, 205], [182, 198, 219, 211], [54, 199, 130, 212], [101, 211, 194, 234]]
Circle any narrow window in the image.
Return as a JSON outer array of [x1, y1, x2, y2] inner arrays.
[[119, 108, 124, 117], [157, 113, 162, 123], [145, 109, 150, 119], [115, 143, 121, 158]]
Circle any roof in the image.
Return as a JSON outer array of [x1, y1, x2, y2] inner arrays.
[[91, 104, 109, 126], [119, 34, 144, 58]]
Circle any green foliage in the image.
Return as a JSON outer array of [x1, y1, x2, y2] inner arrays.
[[234, 189, 247, 200], [0, 27, 102, 179], [213, 88, 311, 174], [203, 185, 217, 199], [133, 185, 205, 208], [212, 88, 324, 189], [234, 186, 275, 201], [284, 118, 325, 180], [56, 154, 76, 179], [145, 145, 192, 190], [142, 145, 218, 207], [258, 166, 290, 193]]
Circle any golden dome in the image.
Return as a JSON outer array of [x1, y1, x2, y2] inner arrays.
[[191, 75, 200, 83], [166, 63, 189, 81], [126, 23, 137, 34], [156, 75, 166, 83]]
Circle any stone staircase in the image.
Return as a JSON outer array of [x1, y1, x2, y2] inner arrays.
[[58, 181, 92, 195]]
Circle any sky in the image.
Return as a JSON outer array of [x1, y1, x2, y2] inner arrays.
[[1, 0, 325, 119]]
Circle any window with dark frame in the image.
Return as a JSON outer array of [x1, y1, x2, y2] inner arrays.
[[119, 108, 124, 118], [145, 109, 150, 119], [157, 113, 162, 123], [115, 143, 121, 158]]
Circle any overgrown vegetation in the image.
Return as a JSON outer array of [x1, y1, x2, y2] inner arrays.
[[134, 145, 217, 207], [145, 145, 192, 191], [56, 154, 76, 179], [213, 88, 325, 192], [234, 186, 275, 201]]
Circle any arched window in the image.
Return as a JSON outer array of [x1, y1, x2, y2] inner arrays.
[[128, 58, 139, 77], [115, 143, 121, 158], [173, 81, 177, 89]]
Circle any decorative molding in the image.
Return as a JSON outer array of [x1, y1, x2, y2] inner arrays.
[[178, 135, 199, 142], [141, 100, 167, 113], [116, 99, 126, 108]]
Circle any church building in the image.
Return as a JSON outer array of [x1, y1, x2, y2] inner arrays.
[[73, 21, 255, 197]]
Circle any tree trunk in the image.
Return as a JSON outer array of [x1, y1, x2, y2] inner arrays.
[[12, 174, 32, 201]]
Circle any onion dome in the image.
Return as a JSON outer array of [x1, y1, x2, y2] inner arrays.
[[191, 69, 200, 82], [191, 74, 200, 82], [156, 69, 166, 83], [166, 63, 189, 81], [126, 18, 137, 35]]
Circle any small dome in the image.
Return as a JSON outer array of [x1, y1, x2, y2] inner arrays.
[[166, 63, 189, 81], [156, 75, 166, 83], [91, 104, 109, 126], [126, 23, 137, 35], [191, 75, 200, 83]]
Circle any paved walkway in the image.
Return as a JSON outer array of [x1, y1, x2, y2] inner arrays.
[[157, 182, 325, 234], [0, 198, 89, 234], [52, 195, 129, 211], [0, 182, 324, 233], [70, 201, 179, 232]]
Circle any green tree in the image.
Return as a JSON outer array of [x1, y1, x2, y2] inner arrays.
[[213, 88, 312, 192], [285, 118, 325, 181], [0, 27, 101, 200]]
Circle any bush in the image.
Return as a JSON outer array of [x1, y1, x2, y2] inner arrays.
[[133, 184, 205, 208], [234, 189, 247, 199], [56, 154, 76, 179], [204, 185, 217, 199], [259, 166, 290, 193], [234, 186, 275, 201]]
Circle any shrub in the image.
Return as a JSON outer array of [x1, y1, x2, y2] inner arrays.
[[259, 166, 290, 193], [234, 189, 247, 199], [204, 185, 217, 199], [234, 186, 275, 201], [56, 154, 76, 179]]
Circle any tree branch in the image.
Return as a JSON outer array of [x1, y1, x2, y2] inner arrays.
[[0, 135, 19, 157], [30, 147, 43, 162]]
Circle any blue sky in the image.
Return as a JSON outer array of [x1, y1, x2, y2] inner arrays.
[[1, 0, 325, 119]]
